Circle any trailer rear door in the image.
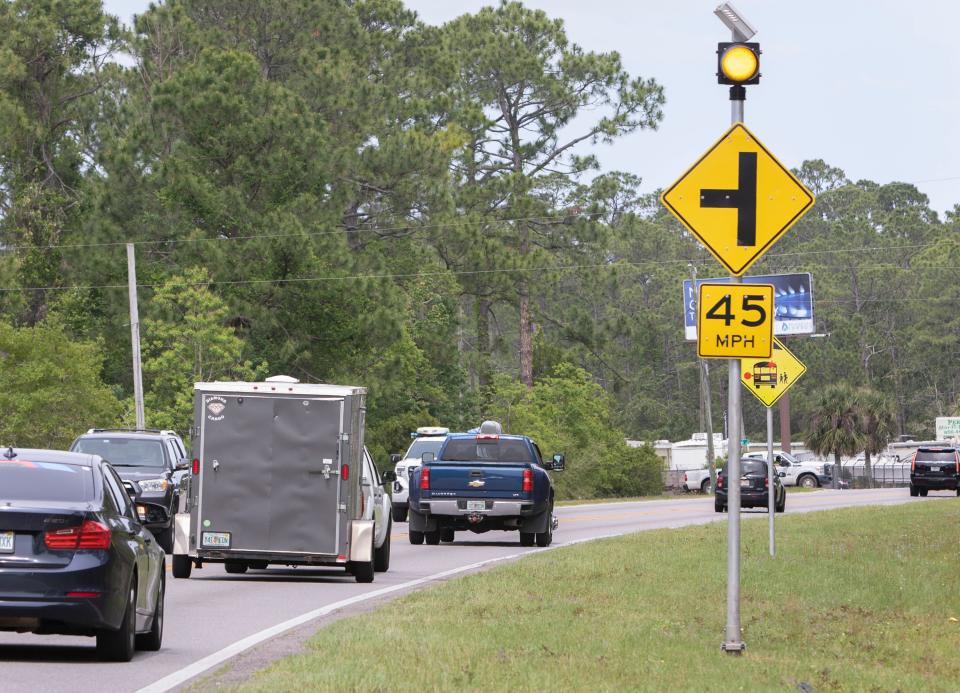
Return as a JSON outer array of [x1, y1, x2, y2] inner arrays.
[[198, 394, 344, 555]]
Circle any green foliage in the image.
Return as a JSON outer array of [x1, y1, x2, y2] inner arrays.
[[484, 364, 662, 499], [142, 267, 267, 433], [0, 320, 121, 448]]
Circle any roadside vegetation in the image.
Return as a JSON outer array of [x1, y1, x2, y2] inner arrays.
[[234, 501, 960, 692]]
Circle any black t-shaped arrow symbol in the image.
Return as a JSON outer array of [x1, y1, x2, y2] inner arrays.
[[700, 152, 757, 247]]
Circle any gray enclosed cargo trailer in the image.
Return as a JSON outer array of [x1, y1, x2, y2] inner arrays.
[[172, 377, 377, 582]]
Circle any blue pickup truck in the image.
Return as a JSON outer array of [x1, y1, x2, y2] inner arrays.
[[407, 427, 565, 547]]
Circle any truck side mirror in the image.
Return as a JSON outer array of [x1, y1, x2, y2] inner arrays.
[[778, 471, 786, 477], [390, 454, 401, 465], [422, 452, 435, 463], [550, 454, 565, 471], [382, 470, 397, 483]]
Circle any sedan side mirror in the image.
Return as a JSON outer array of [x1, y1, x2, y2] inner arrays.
[[390, 454, 401, 465], [550, 453, 565, 471], [382, 470, 397, 483]]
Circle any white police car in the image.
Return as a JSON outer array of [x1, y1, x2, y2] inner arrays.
[[389, 427, 449, 522]]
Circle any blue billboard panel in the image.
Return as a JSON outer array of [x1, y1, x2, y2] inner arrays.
[[683, 272, 813, 340]]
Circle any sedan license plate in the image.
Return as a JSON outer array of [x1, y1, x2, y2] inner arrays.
[[929, 466, 940, 472], [201, 531, 231, 548], [0, 531, 13, 554], [466, 500, 486, 512]]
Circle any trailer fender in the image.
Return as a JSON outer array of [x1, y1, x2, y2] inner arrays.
[[173, 512, 192, 554], [350, 520, 375, 562]]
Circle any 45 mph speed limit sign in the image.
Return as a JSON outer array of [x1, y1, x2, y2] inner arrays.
[[697, 282, 774, 359]]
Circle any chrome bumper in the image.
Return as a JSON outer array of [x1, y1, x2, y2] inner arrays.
[[422, 500, 534, 517]]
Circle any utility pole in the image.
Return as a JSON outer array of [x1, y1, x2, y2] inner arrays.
[[690, 263, 717, 491], [127, 244, 145, 430]]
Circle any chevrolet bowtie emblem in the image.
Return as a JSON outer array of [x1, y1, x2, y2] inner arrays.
[[468, 479, 485, 488]]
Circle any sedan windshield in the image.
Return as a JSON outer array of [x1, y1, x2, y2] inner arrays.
[[72, 438, 166, 468]]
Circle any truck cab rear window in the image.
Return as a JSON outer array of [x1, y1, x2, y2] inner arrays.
[[441, 439, 532, 463], [0, 461, 92, 502]]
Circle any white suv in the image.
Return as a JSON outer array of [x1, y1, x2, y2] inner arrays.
[[389, 427, 448, 522], [744, 451, 829, 488]]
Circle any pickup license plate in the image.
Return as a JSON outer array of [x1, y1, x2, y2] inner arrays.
[[201, 531, 231, 548], [929, 466, 940, 472], [740, 480, 750, 488], [466, 500, 486, 512], [0, 531, 13, 554]]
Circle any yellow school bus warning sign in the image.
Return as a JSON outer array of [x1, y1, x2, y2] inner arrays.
[[741, 338, 807, 407], [660, 123, 815, 276], [697, 282, 773, 359]]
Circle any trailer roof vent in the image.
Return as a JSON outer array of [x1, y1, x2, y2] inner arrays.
[[265, 375, 300, 383]]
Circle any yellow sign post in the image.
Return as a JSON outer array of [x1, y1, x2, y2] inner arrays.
[[740, 338, 806, 407], [660, 123, 814, 276], [697, 282, 774, 358]]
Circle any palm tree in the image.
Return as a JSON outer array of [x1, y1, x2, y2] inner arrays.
[[804, 383, 863, 489], [856, 388, 896, 488]]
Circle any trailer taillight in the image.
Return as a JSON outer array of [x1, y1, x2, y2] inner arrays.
[[341, 464, 349, 481], [522, 468, 533, 493], [420, 466, 430, 490], [192, 458, 199, 475]]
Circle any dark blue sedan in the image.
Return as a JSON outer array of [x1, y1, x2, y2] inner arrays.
[[0, 448, 166, 661]]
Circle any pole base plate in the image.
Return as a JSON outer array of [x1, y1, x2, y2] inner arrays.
[[721, 640, 746, 654]]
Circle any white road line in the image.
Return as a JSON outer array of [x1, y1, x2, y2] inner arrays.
[[136, 533, 630, 693]]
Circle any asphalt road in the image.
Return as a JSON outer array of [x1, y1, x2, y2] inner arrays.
[[0, 487, 947, 692]]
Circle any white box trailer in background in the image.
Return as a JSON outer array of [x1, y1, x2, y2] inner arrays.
[[172, 376, 379, 582]]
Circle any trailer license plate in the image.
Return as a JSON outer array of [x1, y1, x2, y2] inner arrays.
[[0, 531, 13, 553], [201, 531, 231, 548], [466, 500, 485, 512]]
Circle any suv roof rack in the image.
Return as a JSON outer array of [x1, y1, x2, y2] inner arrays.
[[85, 428, 171, 435]]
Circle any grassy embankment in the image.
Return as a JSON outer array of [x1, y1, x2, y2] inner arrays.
[[235, 500, 960, 692]]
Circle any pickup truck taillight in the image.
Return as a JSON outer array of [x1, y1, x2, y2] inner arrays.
[[522, 468, 533, 492], [420, 466, 430, 490]]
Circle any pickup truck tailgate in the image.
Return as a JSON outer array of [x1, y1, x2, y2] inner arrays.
[[426, 463, 526, 497]]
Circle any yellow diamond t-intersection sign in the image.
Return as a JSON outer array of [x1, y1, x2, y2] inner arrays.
[[661, 123, 815, 276], [741, 338, 807, 407]]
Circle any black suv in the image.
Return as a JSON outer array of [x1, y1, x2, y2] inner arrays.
[[909, 447, 960, 497], [715, 458, 786, 513], [69, 429, 190, 553]]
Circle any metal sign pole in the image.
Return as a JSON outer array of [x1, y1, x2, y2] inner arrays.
[[723, 80, 746, 656], [766, 405, 775, 557]]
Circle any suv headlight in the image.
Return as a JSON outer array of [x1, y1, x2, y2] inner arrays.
[[139, 478, 170, 493]]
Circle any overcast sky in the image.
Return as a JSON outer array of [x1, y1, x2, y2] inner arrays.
[[103, 0, 960, 216]]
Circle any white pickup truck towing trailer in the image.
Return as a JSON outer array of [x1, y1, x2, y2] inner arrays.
[[172, 376, 388, 583]]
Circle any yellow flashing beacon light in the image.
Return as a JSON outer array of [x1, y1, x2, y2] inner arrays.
[[717, 42, 760, 85]]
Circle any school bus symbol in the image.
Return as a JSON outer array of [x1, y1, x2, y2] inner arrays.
[[751, 361, 778, 388]]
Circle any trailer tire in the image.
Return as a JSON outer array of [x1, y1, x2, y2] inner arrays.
[[424, 531, 441, 545], [352, 537, 375, 583], [224, 561, 247, 574], [374, 519, 391, 572], [408, 529, 424, 545], [172, 554, 192, 579]]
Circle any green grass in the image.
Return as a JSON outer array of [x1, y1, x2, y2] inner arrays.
[[235, 501, 960, 692]]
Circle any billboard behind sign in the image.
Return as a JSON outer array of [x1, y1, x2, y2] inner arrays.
[[683, 272, 814, 341]]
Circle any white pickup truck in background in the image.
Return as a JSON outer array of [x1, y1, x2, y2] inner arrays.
[[743, 451, 830, 488], [681, 468, 715, 493]]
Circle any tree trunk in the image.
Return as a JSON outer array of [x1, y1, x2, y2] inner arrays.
[[519, 285, 533, 388], [476, 298, 492, 388], [864, 450, 873, 488]]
